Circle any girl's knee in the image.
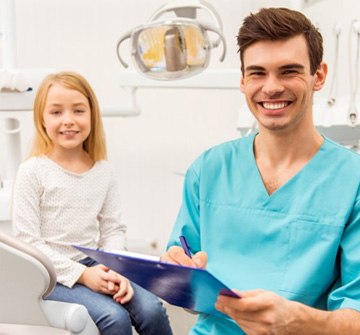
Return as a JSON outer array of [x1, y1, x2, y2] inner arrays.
[[136, 296, 165, 316], [136, 300, 171, 330], [148, 301, 168, 319], [97, 305, 133, 335]]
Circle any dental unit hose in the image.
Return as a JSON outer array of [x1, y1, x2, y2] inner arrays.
[[327, 23, 341, 107], [348, 20, 360, 125]]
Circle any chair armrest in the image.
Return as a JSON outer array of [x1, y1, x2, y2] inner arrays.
[[41, 300, 99, 335]]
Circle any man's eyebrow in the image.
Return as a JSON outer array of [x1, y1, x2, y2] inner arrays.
[[244, 65, 265, 72], [279, 63, 305, 70], [244, 63, 305, 72]]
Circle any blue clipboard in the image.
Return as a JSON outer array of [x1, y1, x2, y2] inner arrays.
[[74, 245, 240, 318]]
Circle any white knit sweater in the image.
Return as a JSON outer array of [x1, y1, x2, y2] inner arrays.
[[12, 156, 126, 288]]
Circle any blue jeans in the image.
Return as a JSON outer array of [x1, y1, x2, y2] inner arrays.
[[46, 258, 173, 335]]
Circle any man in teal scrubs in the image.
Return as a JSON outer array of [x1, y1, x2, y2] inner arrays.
[[162, 7, 360, 335]]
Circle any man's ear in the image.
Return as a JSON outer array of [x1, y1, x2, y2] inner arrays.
[[240, 75, 245, 93], [313, 62, 328, 91]]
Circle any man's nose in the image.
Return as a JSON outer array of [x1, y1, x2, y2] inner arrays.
[[262, 74, 285, 96]]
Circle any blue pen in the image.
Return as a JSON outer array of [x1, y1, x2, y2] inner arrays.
[[179, 235, 192, 258]]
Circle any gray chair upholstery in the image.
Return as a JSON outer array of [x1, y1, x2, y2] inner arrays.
[[0, 231, 99, 334]]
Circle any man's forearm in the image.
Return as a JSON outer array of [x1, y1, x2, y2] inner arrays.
[[291, 302, 360, 335]]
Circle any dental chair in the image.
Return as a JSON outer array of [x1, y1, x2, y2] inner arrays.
[[0, 231, 99, 335]]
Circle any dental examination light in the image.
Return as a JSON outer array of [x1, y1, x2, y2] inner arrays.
[[116, 0, 226, 80]]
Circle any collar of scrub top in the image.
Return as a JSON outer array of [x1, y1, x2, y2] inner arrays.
[[115, 0, 227, 80]]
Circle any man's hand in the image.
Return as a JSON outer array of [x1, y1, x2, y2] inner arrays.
[[216, 289, 299, 335], [161, 245, 208, 268], [216, 289, 360, 335]]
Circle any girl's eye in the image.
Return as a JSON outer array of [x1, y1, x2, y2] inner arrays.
[[50, 110, 61, 115], [74, 109, 85, 113]]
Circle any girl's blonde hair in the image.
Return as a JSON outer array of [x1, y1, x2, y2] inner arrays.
[[30, 71, 107, 160]]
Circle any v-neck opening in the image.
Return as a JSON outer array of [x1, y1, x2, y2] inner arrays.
[[248, 133, 326, 199]]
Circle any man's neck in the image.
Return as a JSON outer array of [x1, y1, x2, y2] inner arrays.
[[254, 126, 323, 166], [253, 127, 323, 195]]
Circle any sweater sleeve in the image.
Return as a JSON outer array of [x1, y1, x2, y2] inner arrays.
[[12, 160, 86, 288], [97, 166, 127, 252]]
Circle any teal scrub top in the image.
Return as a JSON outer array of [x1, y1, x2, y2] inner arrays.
[[167, 134, 360, 335]]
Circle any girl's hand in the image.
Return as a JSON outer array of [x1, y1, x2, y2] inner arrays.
[[108, 270, 134, 304], [77, 264, 121, 295]]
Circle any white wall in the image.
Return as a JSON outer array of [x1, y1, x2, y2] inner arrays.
[[2, 0, 360, 251]]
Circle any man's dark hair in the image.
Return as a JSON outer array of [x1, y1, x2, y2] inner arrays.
[[237, 7, 323, 75]]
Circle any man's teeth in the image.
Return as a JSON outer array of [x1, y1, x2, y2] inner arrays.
[[262, 102, 288, 110]]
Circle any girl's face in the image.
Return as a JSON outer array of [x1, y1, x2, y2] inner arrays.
[[42, 83, 91, 155]]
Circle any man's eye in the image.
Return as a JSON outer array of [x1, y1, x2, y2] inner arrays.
[[283, 70, 297, 75], [249, 71, 264, 76]]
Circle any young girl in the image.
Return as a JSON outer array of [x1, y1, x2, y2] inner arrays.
[[12, 71, 173, 335]]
